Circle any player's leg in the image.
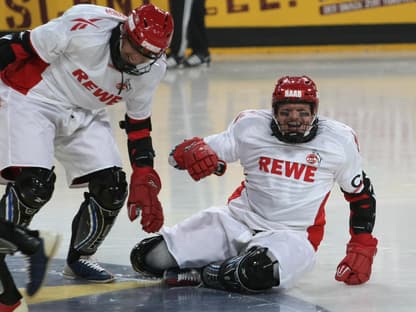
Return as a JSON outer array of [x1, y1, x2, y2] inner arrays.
[[0, 219, 34, 311], [0, 167, 56, 226], [0, 88, 56, 227], [247, 231, 316, 289], [0, 219, 61, 296], [130, 235, 178, 277], [0, 219, 40, 254], [200, 246, 280, 293], [199, 231, 315, 293], [131, 207, 248, 274], [166, 0, 187, 68], [63, 167, 127, 283], [130, 236, 203, 287], [55, 110, 126, 283], [164, 231, 315, 293], [184, 0, 211, 67], [0, 256, 27, 312], [130, 206, 252, 286]]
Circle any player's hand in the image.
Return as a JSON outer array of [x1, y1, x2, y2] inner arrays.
[[127, 166, 163, 233], [335, 233, 378, 285], [168, 137, 226, 181]]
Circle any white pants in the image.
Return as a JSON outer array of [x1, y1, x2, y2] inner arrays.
[[0, 83, 122, 186], [161, 206, 316, 289]]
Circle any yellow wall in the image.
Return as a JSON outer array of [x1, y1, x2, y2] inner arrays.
[[1, 0, 415, 31], [205, 0, 416, 27]]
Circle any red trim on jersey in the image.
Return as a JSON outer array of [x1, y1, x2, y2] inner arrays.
[[227, 181, 246, 203], [1, 55, 48, 95], [128, 129, 151, 141], [344, 193, 369, 203], [307, 191, 331, 251]]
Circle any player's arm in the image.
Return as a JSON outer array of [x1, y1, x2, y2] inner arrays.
[[119, 115, 163, 233], [0, 31, 37, 70], [168, 137, 227, 181], [167, 111, 248, 181], [335, 171, 378, 285]]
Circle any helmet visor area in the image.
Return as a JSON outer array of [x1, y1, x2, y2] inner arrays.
[[273, 102, 315, 136], [125, 35, 162, 60]]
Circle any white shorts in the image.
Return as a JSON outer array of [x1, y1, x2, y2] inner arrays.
[[0, 83, 122, 186], [160, 206, 316, 289]]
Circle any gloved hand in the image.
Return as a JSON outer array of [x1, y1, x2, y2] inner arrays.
[[169, 137, 226, 181], [335, 233, 378, 285], [127, 166, 163, 233]]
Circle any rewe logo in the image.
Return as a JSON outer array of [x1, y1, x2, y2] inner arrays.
[[259, 156, 317, 182], [72, 69, 122, 105], [70, 18, 101, 31], [284, 89, 302, 97]]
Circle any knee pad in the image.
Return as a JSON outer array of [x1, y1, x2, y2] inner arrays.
[[88, 167, 127, 210], [0, 167, 55, 226], [130, 236, 165, 277], [203, 246, 280, 293]]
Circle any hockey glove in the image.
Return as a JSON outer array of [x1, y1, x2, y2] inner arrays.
[[335, 233, 378, 285], [168, 137, 226, 181], [128, 166, 163, 233]]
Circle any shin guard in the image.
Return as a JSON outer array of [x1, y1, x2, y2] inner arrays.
[[0, 184, 40, 226], [69, 193, 121, 258]]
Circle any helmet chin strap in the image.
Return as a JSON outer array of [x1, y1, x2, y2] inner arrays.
[[271, 115, 319, 144]]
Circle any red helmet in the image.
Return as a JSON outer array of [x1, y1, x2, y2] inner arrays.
[[271, 76, 320, 143], [123, 4, 173, 59], [272, 76, 319, 115]]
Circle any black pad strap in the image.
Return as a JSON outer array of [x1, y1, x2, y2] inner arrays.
[[14, 31, 35, 56], [119, 115, 152, 134], [0, 31, 34, 70], [128, 137, 155, 167]]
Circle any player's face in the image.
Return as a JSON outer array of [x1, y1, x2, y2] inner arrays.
[[275, 103, 314, 135], [120, 36, 153, 66]]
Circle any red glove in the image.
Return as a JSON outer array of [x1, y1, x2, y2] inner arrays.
[[335, 233, 378, 285], [127, 166, 163, 233], [169, 137, 226, 181]]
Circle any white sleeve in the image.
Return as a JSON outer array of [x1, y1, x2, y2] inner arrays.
[[335, 129, 365, 193], [30, 15, 71, 63], [204, 114, 241, 163], [30, 5, 124, 64]]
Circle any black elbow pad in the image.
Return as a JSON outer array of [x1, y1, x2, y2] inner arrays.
[[0, 31, 34, 70]]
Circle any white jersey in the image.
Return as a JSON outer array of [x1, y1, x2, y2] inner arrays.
[[0, 4, 167, 184], [204, 109, 364, 249], [5, 4, 166, 119]]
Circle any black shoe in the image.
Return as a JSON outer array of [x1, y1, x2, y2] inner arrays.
[[184, 54, 211, 67], [63, 256, 115, 283], [26, 231, 61, 296]]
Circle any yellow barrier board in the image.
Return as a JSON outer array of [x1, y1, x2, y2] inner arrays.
[[205, 0, 416, 26], [0, 0, 415, 31]]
